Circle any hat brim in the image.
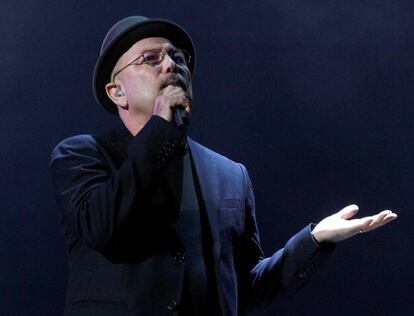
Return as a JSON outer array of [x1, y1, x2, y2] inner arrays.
[[93, 18, 196, 115]]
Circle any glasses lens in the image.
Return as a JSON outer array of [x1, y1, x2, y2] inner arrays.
[[169, 49, 188, 65], [142, 52, 163, 66]]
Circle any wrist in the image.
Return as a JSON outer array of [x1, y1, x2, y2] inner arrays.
[[311, 225, 323, 245], [311, 223, 329, 244]]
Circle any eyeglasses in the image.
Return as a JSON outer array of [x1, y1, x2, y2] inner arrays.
[[112, 48, 191, 82]]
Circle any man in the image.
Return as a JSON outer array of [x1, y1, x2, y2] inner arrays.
[[50, 16, 397, 316]]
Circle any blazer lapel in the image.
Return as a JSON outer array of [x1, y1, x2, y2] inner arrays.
[[187, 138, 221, 261]]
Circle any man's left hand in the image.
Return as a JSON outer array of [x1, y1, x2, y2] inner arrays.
[[311, 204, 398, 243]]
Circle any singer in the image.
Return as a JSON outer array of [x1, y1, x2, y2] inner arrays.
[[50, 16, 397, 316]]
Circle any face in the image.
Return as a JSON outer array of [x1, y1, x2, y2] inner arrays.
[[110, 37, 193, 117]]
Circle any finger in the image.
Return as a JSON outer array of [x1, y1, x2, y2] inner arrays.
[[178, 102, 191, 114], [337, 204, 359, 219], [160, 85, 185, 96], [184, 101, 192, 113], [384, 212, 398, 220], [165, 88, 190, 102], [368, 212, 398, 229], [381, 213, 398, 223], [165, 92, 191, 108], [358, 212, 396, 233], [160, 84, 179, 94], [349, 216, 374, 233], [367, 211, 391, 227], [350, 211, 397, 234], [178, 94, 191, 110]]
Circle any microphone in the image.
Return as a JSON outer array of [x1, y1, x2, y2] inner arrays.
[[173, 107, 189, 128], [162, 76, 190, 128]]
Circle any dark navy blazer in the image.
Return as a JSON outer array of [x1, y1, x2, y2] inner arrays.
[[50, 116, 334, 316]]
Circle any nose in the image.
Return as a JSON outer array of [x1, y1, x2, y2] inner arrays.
[[161, 52, 176, 73]]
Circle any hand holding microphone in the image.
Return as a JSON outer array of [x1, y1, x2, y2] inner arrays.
[[153, 78, 192, 128]]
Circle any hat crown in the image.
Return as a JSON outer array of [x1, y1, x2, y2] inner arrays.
[[100, 16, 149, 55]]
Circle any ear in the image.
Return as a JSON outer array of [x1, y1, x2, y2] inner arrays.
[[105, 82, 128, 111]]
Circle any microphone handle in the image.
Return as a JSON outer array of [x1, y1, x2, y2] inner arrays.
[[173, 107, 189, 128]]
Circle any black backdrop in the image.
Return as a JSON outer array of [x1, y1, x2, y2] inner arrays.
[[1, 1, 413, 315]]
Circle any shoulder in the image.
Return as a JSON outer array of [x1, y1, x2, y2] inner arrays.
[[50, 134, 98, 162], [188, 138, 237, 163], [188, 138, 248, 175]]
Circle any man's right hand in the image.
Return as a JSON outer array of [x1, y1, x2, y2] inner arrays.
[[153, 85, 192, 123]]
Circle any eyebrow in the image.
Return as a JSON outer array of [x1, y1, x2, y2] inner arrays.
[[140, 45, 176, 55]]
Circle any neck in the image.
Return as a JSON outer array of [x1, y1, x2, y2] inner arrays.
[[119, 112, 151, 136]]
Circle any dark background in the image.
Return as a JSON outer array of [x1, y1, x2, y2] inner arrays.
[[1, 1, 413, 315]]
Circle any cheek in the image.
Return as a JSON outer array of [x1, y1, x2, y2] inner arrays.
[[124, 73, 158, 101]]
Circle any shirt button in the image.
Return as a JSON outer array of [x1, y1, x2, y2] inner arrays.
[[173, 252, 185, 264], [167, 300, 178, 311]]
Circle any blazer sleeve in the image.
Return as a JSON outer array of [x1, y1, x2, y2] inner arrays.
[[50, 116, 184, 257], [237, 164, 335, 314]]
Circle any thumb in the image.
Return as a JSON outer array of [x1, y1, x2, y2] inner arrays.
[[337, 204, 359, 219]]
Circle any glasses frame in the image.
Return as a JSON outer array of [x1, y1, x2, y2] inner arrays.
[[111, 48, 191, 82]]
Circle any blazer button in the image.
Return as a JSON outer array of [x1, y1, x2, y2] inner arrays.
[[167, 300, 178, 311], [173, 252, 185, 264]]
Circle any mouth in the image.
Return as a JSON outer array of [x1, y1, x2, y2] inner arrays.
[[161, 75, 187, 91]]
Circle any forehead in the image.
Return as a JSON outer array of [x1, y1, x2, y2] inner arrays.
[[127, 37, 173, 55]]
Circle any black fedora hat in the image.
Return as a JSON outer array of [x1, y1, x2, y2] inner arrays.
[[93, 16, 196, 115]]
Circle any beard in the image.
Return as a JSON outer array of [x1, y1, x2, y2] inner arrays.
[[160, 73, 188, 91]]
